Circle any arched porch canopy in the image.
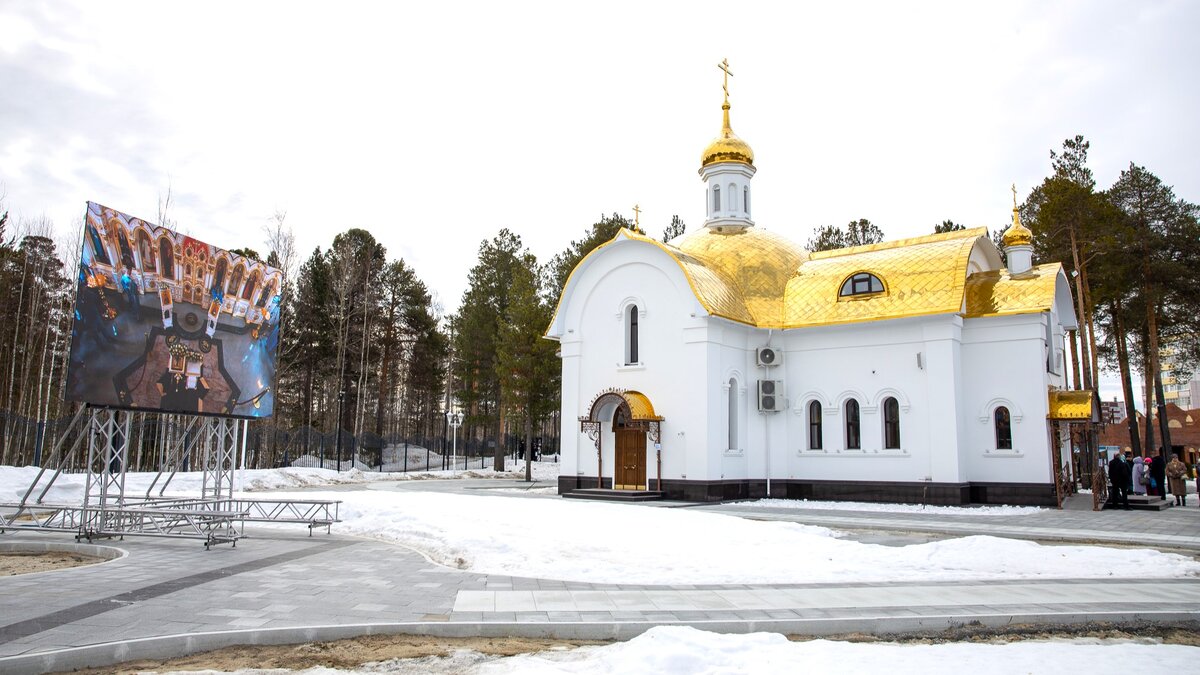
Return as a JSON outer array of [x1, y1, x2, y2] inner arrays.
[[579, 388, 663, 448]]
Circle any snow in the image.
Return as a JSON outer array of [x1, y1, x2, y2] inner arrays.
[[725, 498, 1044, 516], [0, 463, 558, 505], [470, 627, 1200, 675], [166, 627, 1200, 674], [266, 489, 1200, 584], [4, 464, 1197, 585]]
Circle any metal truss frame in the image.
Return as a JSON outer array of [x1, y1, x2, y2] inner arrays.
[[1, 406, 342, 550]]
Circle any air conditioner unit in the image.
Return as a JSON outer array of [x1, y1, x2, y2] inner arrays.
[[756, 346, 782, 367], [757, 379, 785, 412]]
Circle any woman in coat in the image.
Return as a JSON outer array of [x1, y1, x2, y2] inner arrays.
[[1133, 456, 1148, 495], [1166, 455, 1187, 506]]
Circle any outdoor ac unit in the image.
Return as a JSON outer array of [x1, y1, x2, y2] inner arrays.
[[757, 379, 785, 412], [756, 346, 782, 367]]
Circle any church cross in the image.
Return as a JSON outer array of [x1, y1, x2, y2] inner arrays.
[[632, 204, 642, 228], [1011, 183, 1018, 209], [718, 58, 733, 102]]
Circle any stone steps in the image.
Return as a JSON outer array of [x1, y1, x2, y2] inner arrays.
[[562, 488, 664, 502]]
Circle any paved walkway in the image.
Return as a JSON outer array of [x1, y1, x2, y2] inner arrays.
[[1, 480, 1198, 674]]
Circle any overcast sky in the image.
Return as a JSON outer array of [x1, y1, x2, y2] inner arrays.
[[2, 1, 1197, 403]]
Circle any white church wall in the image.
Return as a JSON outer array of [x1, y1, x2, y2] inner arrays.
[[780, 316, 937, 484], [960, 313, 1055, 484], [554, 241, 711, 486]]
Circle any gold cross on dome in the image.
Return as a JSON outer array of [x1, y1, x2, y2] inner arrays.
[[718, 58, 733, 102], [1011, 183, 1018, 209], [632, 204, 642, 227]]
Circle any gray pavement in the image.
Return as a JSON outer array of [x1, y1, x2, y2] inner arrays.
[[1, 479, 1198, 674]]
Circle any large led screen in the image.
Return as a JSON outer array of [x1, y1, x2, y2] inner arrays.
[[66, 202, 281, 418]]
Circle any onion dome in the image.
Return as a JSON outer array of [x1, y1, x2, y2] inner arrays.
[[700, 103, 754, 168], [1002, 196, 1033, 248]]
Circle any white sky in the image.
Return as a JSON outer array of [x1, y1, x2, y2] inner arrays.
[[2, 1, 1197, 404]]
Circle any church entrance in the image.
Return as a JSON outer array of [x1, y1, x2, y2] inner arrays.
[[614, 428, 647, 490], [578, 388, 663, 493]]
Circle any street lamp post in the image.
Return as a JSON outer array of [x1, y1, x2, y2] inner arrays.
[[447, 411, 463, 475], [335, 389, 345, 472]]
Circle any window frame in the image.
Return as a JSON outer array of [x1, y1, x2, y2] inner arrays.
[[845, 398, 861, 450], [882, 397, 901, 449], [808, 400, 823, 450], [994, 406, 1013, 450], [838, 272, 886, 298]]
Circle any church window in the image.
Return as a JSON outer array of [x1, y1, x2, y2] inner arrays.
[[728, 183, 737, 212], [727, 378, 738, 450], [712, 185, 721, 214], [994, 406, 1012, 449], [883, 397, 901, 449], [744, 187, 750, 215], [808, 400, 823, 449], [845, 399, 861, 449], [625, 305, 639, 365], [839, 272, 885, 297]]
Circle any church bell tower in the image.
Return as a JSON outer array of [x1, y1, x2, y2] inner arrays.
[[699, 59, 756, 230]]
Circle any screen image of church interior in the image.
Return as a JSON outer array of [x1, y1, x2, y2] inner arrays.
[[65, 202, 281, 417]]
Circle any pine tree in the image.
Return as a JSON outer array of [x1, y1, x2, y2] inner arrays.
[[934, 220, 965, 233], [496, 260, 559, 481], [662, 215, 686, 242], [805, 219, 884, 251]]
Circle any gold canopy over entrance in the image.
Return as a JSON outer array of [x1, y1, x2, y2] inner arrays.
[[579, 388, 664, 491]]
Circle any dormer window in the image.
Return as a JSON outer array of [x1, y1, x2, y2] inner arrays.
[[839, 272, 885, 297]]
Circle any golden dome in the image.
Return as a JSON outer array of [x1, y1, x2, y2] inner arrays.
[[1002, 207, 1033, 248], [701, 103, 754, 168]]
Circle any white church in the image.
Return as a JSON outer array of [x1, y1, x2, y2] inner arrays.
[[546, 70, 1092, 506]]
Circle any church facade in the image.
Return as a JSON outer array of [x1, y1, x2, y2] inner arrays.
[[546, 76, 1089, 506]]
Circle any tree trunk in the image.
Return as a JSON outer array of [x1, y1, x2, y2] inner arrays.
[[1111, 301, 1142, 456], [1067, 329, 1081, 391], [524, 410, 533, 482], [1141, 324, 1156, 458]]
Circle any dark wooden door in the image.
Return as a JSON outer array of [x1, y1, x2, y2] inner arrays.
[[615, 429, 646, 490]]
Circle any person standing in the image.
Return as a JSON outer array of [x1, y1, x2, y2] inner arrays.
[[1151, 453, 1167, 499], [1166, 454, 1187, 506], [1133, 456, 1148, 495], [1108, 453, 1131, 510]]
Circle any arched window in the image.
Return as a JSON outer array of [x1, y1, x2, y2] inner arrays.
[[728, 183, 737, 212], [712, 185, 721, 214], [727, 378, 738, 450], [808, 400, 823, 450], [158, 238, 173, 277], [883, 397, 901, 449], [839, 272, 885, 297], [242, 270, 259, 300], [743, 187, 750, 215], [625, 305, 639, 365], [845, 399, 861, 450], [995, 406, 1013, 450]]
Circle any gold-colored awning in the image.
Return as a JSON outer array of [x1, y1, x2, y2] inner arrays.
[[1048, 390, 1097, 421], [622, 390, 663, 421]]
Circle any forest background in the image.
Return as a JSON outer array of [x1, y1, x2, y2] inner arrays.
[[0, 135, 1196, 471]]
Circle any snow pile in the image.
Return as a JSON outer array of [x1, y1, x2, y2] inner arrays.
[[270, 489, 1200, 584], [467, 626, 1200, 675], [727, 498, 1044, 516]]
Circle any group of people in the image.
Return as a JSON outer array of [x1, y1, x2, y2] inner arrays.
[[1107, 450, 1194, 509]]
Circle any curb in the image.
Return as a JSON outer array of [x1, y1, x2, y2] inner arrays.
[[2, 611, 1198, 675]]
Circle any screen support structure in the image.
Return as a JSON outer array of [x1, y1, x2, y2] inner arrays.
[[1, 406, 342, 550]]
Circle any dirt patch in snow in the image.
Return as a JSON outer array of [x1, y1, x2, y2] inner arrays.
[[0, 551, 104, 576]]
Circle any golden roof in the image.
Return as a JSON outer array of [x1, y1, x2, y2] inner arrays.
[[548, 226, 1064, 335], [701, 103, 754, 168], [1002, 207, 1032, 248], [963, 263, 1062, 319], [1047, 390, 1096, 421], [783, 229, 987, 328]]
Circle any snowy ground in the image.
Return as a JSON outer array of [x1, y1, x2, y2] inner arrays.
[[3, 465, 1197, 585], [155, 627, 1200, 674]]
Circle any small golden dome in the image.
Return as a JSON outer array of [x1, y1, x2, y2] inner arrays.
[[1002, 207, 1033, 248], [701, 103, 754, 168]]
